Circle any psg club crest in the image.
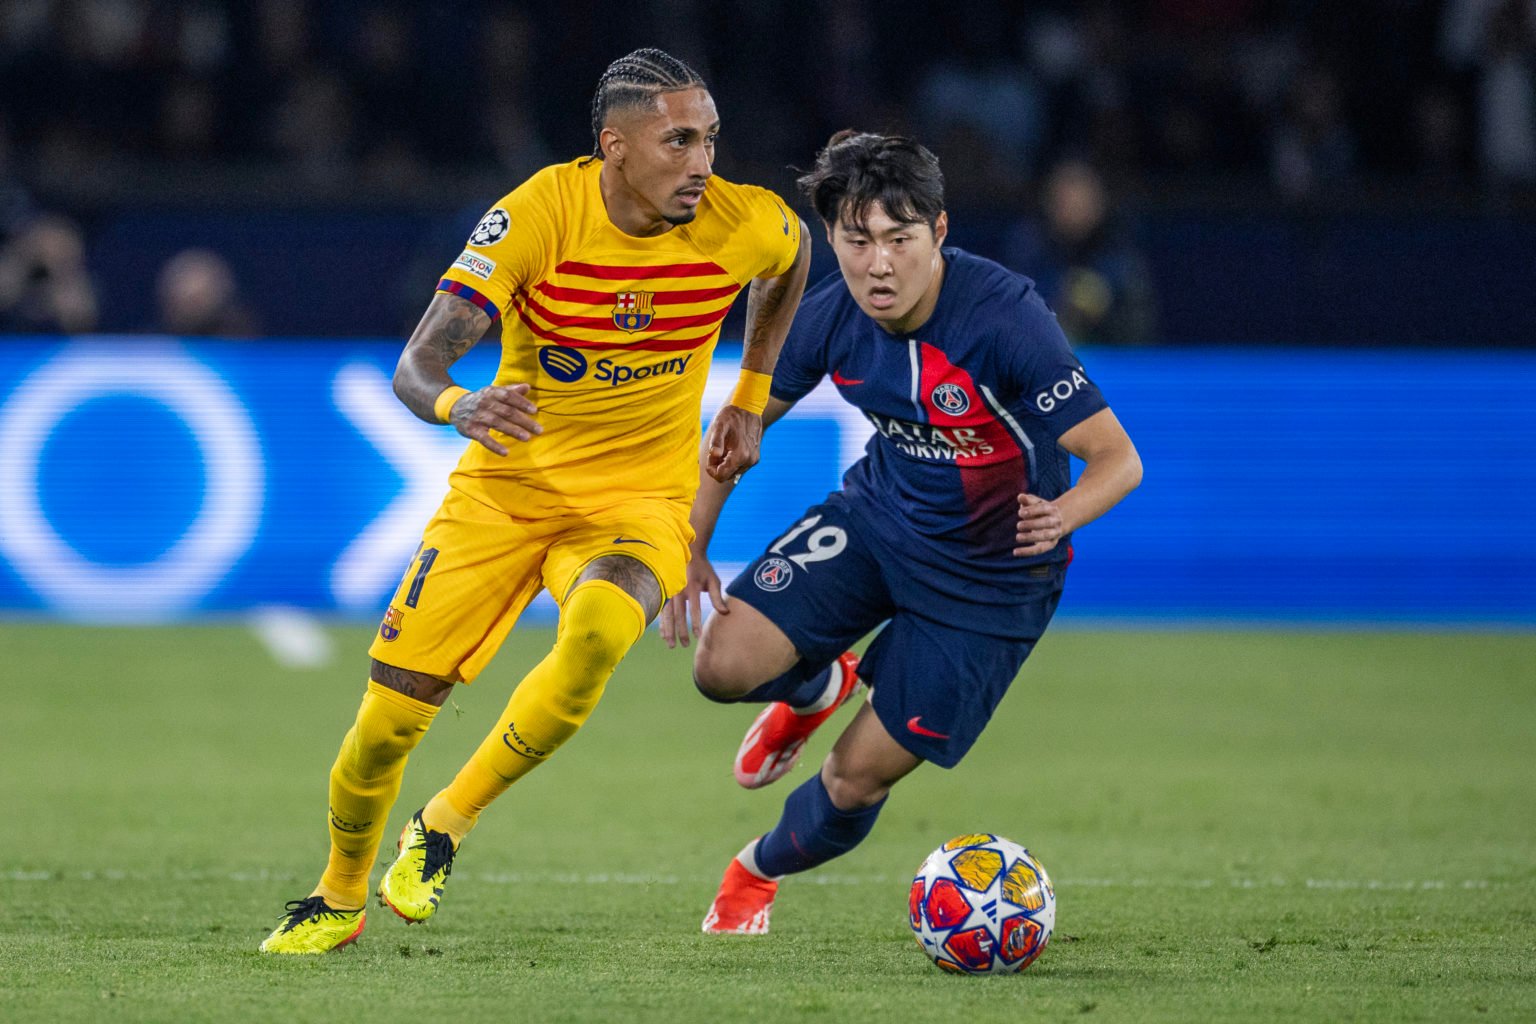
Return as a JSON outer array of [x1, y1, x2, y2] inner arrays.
[[613, 291, 655, 333], [379, 605, 404, 642], [754, 557, 794, 592], [931, 382, 970, 416]]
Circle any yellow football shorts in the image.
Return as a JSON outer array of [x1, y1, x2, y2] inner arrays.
[[366, 485, 690, 683]]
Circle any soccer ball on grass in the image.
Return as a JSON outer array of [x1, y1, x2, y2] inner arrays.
[[909, 833, 1055, 975]]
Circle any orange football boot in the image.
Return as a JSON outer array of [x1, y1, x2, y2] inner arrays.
[[702, 856, 778, 935], [733, 651, 861, 789]]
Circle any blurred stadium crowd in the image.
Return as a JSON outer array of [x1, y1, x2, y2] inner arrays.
[[1, 0, 1533, 342]]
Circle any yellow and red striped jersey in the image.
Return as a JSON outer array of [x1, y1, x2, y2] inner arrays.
[[437, 158, 800, 516]]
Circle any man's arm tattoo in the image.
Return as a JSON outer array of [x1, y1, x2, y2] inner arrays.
[[395, 292, 492, 420], [740, 239, 809, 373], [742, 278, 788, 368], [425, 297, 489, 364]]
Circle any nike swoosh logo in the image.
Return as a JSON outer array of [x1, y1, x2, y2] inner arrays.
[[907, 716, 950, 740], [831, 370, 864, 386], [612, 537, 656, 547]]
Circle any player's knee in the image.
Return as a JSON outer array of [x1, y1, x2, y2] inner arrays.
[[692, 671, 737, 703], [556, 583, 645, 683], [691, 644, 753, 702], [821, 759, 893, 811], [559, 626, 628, 681], [357, 719, 419, 758]]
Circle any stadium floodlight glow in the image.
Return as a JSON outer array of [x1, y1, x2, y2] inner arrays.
[[0, 342, 264, 620]]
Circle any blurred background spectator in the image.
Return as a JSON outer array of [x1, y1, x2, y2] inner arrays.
[[1007, 159, 1157, 346], [0, 214, 98, 333], [154, 247, 256, 337], [1441, 0, 1536, 186], [0, 0, 1530, 345], [1268, 64, 1357, 200]]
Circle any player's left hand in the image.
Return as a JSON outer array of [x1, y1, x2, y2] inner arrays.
[[703, 405, 763, 483], [659, 552, 726, 649], [1015, 493, 1067, 556]]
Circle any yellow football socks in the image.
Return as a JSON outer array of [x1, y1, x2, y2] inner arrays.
[[424, 580, 646, 845], [313, 681, 438, 909]]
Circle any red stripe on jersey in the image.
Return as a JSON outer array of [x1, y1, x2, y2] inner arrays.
[[535, 281, 741, 306], [918, 342, 1025, 538], [523, 292, 733, 333], [514, 303, 716, 351], [917, 343, 1022, 466], [554, 260, 729, 280]]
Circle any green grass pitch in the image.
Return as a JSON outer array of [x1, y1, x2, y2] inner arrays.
[[1, 623, 1532, 1023]]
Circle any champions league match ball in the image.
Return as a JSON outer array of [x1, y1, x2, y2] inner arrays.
[[909, 833, 1056, 975]]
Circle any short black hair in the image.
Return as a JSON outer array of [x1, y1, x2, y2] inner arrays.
[[585, 48, 707, 162], [797, 130, 945, 234]]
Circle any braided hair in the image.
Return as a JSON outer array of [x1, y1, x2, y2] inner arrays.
[[583, 48, 706, 164]]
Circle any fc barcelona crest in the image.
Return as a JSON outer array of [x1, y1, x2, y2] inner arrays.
[[379, 605, 404, 642], [613, 291, 655, 332]]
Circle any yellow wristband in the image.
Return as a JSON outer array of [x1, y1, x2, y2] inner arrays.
[[433, 385, 470, 424], [728, 370, 773, 415]]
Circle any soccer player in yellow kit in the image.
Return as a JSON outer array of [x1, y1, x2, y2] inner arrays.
[[260, 48, 809, 954]]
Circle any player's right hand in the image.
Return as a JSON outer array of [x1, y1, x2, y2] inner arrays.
[[702, 405, 763, 483], [450, 383, 541, 456], [660, 553, 727, 649]]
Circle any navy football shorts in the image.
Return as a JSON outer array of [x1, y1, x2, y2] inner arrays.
[[723, 492, 1064, 768]]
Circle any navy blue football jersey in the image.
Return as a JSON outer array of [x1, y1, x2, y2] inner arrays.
[[771, 247, 1109, 613]]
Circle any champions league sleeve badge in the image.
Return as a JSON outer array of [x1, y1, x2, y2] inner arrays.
[[469, 208, 510, 247]]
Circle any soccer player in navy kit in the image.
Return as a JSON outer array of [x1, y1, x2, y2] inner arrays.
[[659, 131, 1143, 934]]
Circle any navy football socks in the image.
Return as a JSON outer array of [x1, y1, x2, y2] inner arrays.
[[753, 773, 886, 877], [701, 660, 834, 709], [747, 661, 835, 707]]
